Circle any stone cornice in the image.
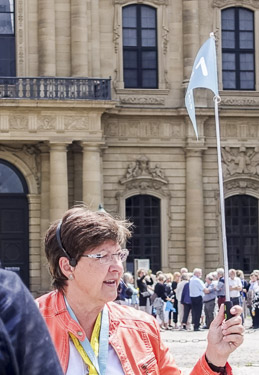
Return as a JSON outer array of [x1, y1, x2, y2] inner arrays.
[[213, 0, 259, 8], [114, 0, 168, 5]]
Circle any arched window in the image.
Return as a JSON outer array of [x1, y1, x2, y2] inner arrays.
[[225, 195, 258, 273], [221, 7, 255, 90], [0, 0, 15, 76], [122, 4, 158, 88], [0, 160, 29, 286], [0, 159, 27, 193], [126, 194, 161, 273]]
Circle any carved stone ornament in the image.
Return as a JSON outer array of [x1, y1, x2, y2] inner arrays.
[[0, 144, 40, 190], [224, 177, 259, 194], [119, 156, 169, 195], [220, 96, 259, 106], [114, 0, 168, 5], [221, 146, 259, 179], [120, 96, 165, 105], [9, 116, 28, 130], [213, 0, 259, 8]]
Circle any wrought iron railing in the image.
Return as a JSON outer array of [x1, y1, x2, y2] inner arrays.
[[0, 77, 111, 100]]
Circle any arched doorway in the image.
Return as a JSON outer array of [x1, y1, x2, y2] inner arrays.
[[225, 194, 258, 273], [126, 194, 161, 274], [0, 159, 29, 286]]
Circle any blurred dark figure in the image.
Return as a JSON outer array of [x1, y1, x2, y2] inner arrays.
[[0, 269, 64, 375]]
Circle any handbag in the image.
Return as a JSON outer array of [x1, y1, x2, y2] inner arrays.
[[165, 300, 176, 312], [141, 291, 151, 298]]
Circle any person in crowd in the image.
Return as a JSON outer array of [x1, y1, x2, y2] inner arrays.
[[123, 272, 139, 308], [203, 274, 217, 329], [0, 268, 64, 375], [171, 271, 181, 328], [236, 269, 248, 319], [114, 278, 129, 305], [37, 206, 244, 375], [153, 274, 172, 330], [181, 276, 192, 330], [189, 268, 210, 331], [247, 272, 259, 329], [175, 272, 189, 329], [180, 267, 188, 275], [229, 269, 242, 307], [164, 273, 173, 327], [137, 268, 153, 314], [251, 278, 259, 329], [216, 268, 226, 308]]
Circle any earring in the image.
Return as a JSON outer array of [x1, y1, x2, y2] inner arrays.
[[68, 274, 74, 280]]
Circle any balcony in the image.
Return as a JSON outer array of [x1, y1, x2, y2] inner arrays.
[[0, 77, 111, 100]]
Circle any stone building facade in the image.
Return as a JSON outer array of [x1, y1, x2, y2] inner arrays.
[[0, 0, 259, 294]]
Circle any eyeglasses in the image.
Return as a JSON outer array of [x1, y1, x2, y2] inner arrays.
[[81, 249, 129, 264]]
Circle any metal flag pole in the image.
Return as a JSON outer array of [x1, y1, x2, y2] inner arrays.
[[214, 96, 232, 316]]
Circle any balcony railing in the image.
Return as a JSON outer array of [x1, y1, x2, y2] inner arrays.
[[0, 77, 111, 100]]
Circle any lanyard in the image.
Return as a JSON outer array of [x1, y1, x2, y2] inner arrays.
[[65, 297, 109, 375]]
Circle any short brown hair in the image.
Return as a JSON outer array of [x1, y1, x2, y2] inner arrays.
[[45, 206, 132, 291]]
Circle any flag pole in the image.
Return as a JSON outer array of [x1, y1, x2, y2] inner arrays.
[[214, 95, 230, 302]]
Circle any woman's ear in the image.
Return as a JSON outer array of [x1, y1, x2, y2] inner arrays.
[[59, 257, 74, 278]]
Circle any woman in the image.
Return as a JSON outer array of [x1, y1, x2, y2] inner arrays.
[[137, 268, 153, 314], [37, 206, 244, 375], [171, 271, 181, 328]]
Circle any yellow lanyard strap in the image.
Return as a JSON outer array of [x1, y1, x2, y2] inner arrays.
[[69, 313, 101, 374]]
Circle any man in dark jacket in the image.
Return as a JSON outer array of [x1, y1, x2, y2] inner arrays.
[[0, 269, 64, 375]]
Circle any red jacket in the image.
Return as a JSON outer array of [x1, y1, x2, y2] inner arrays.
[[37, 290, 232, 374]]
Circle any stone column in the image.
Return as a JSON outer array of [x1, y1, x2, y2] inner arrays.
[[49, 143, 69, 222], [38, 0, 56, 76], [38, 143, 51, 291], [55, 0, 71, 76], [81, 142, 102, 210], [186, 148, 205, 272], [72, 142, 83, 204], [71, 0, 88, 76], [91, 0, 100, 76], [183, 0, 200, 82]]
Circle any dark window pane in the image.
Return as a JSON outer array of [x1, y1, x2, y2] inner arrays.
[[240, 53, 254, 70], [142, 51, 156, 69], [123, 5, 137, 28], [0, 163, 24, 193], [222, 8, 235, 30], [141, 29, 156, 47], [123, 29, 137, 47], [240, 72, 254, 89], [142, 70, 157, 88], [239, 9, 253, 30], [0, 1, 14, 13], [0, 13, 14, 34], [222, 31, 235, 49], [123, 50, 137, 68], [240, 31, 253, 49], [222, 53, 235, 70], [141, 6, 156, 28], [124, 70, 138, 88], [223, 72, 236, 89]]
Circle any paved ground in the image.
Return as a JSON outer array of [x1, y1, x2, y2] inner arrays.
[[160, 317, 259, 375]]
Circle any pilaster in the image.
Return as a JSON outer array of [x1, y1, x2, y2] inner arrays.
[[38, 0, 56, 76], [49, 142, 69, 222], [186, 145, 206, 271], [81, 142, 103, 210]]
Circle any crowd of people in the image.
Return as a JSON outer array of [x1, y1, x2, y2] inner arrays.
[[116, 266, 259, 331]]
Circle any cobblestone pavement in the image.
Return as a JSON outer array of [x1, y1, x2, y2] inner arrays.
[[160, 317, 259, 375]]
